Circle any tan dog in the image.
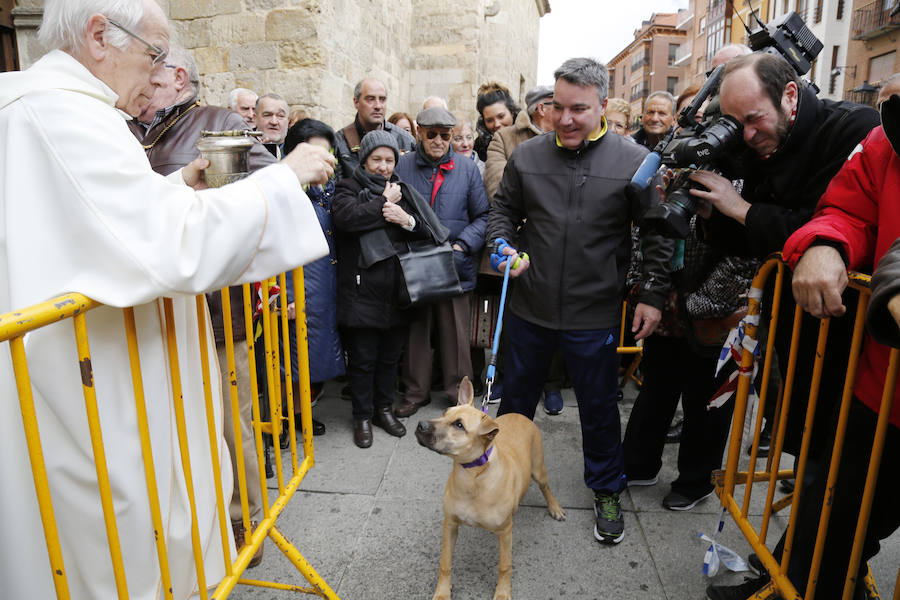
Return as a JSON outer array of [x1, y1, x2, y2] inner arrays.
[[415, 377, 566, 600]]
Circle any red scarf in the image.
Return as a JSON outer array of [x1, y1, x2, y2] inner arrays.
[[429, 158, 455, 207]]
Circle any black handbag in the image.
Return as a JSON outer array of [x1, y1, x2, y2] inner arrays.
[[397, 240, 463, 307]]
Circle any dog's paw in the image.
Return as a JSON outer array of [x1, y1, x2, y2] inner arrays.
[[548, 502, 566, 521], [492, 590, 511, 600]]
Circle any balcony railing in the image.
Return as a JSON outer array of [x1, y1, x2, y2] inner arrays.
[[851, 0, 900, 39], [630, 86, 649, 102], [844, 83, 880, 107], [673, 42, 693, 66], [677, 9, 694, 30], [630, 56, 650, 71]]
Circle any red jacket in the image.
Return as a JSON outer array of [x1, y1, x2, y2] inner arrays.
[[783, 126, 900, 427]]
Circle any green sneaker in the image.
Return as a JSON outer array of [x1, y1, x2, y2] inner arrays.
[[593, 491, 624, 544]]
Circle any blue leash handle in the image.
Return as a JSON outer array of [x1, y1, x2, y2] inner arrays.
[[481, 256, 514, 411]]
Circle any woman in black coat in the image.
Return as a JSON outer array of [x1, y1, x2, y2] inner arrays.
[[332, 130, 449, 448]]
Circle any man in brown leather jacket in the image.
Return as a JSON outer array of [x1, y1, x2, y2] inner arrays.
[[127, 45, 277, 568]]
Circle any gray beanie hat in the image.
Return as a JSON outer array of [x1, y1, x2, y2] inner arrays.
[[359, 130, 399, 164]]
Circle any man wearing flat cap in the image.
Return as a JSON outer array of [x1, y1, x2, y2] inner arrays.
[[484, 84, 555, 199], [393, 107, 490, 417]]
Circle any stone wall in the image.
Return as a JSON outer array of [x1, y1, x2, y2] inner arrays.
[[13, 0, 547, 130]]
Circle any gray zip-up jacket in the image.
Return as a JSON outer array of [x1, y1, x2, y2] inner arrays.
[[486, 130, 673, 330]]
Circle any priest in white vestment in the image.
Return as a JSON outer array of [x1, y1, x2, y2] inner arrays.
[[0, 1, 335, 598]]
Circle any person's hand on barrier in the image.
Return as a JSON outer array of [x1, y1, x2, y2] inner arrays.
[[888, 295, 900, 330], [792, 244, 848, 319], [632, 302, 662, 340], [281, 142, 335, 186], [382, 182, 402, 203], [382, 201, 410, 226], [181, 157, 210, 190], [689, 170, 748, 224]]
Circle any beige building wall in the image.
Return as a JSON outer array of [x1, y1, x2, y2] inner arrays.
[[12, 0, 548, 129]]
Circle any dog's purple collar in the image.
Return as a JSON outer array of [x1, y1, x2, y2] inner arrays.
[[461, 445, 493, 469]]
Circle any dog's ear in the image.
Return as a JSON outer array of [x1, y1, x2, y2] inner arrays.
[[457, 376, 475, 406], [478, 415, 499, 443]]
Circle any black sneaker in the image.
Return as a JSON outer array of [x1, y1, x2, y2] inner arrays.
[[665, 418, 683, 444], [662, 489, 715, 511], [748, 425, 772, 457], [747, 553, 766, 577], [706, 575, 770, 600], [593, 492, 624, 544]]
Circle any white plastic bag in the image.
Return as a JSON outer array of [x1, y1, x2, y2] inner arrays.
[[700, 509, 749, 576]]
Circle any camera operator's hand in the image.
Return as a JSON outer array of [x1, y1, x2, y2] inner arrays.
[[791, 245, 848, 319], [688, 171, 749, 224], [888, 295, 900, 330], [632, 302, 662, 341]]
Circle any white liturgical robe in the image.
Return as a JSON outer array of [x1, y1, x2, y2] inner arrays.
[[0, 51, 328, 599]]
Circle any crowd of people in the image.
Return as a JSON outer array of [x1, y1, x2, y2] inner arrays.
[[3, 0, 900, 598]]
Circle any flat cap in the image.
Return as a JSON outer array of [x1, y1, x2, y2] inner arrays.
[[416, 106, 456, 128], [525, 85, 554, 112]]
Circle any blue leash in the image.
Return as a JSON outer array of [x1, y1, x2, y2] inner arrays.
[[481, 257, 513, 413]]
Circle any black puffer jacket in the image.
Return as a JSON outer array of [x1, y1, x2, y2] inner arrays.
[[487, 130, 673, 330], [703, 84, 880, 258], [332, 170, 430, 329]]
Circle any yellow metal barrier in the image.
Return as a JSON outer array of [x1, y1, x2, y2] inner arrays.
[[715, 255, 899, 600], [0, 267, 339, 599]]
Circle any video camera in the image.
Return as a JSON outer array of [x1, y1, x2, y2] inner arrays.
[[635, 11, 823, 239]]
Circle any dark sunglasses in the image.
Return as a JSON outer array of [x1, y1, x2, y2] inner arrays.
[[425, 130, 451, 141]]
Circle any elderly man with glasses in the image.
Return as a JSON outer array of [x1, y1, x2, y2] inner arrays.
[[392, 107, 489, 418], [0, 1, 336, 598]]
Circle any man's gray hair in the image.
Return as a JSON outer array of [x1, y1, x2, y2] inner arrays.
[[167, 45, 200, 94], [644, 90, 676, 114], [228, 87, 257, 110], [39, 0, 144, 53], [553, 57, 609, 101], [720, 43, 752, 57], [256, 93, 288, 111], [353, 78, 387, 101]]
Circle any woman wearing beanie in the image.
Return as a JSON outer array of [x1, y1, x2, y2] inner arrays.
[[332, 130, 449, 448]]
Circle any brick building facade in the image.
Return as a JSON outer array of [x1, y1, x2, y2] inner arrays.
[[607, 13, 687, 124]]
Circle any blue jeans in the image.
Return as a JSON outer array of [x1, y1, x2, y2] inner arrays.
[[497, 312, 625, 494]]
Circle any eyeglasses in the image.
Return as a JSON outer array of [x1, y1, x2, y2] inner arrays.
[[425, 130, 452, 141], [451, 134, 474, 144], [107, 18, 168, 66]]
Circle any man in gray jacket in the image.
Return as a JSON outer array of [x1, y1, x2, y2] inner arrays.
[[486, 57, 672, 545]]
